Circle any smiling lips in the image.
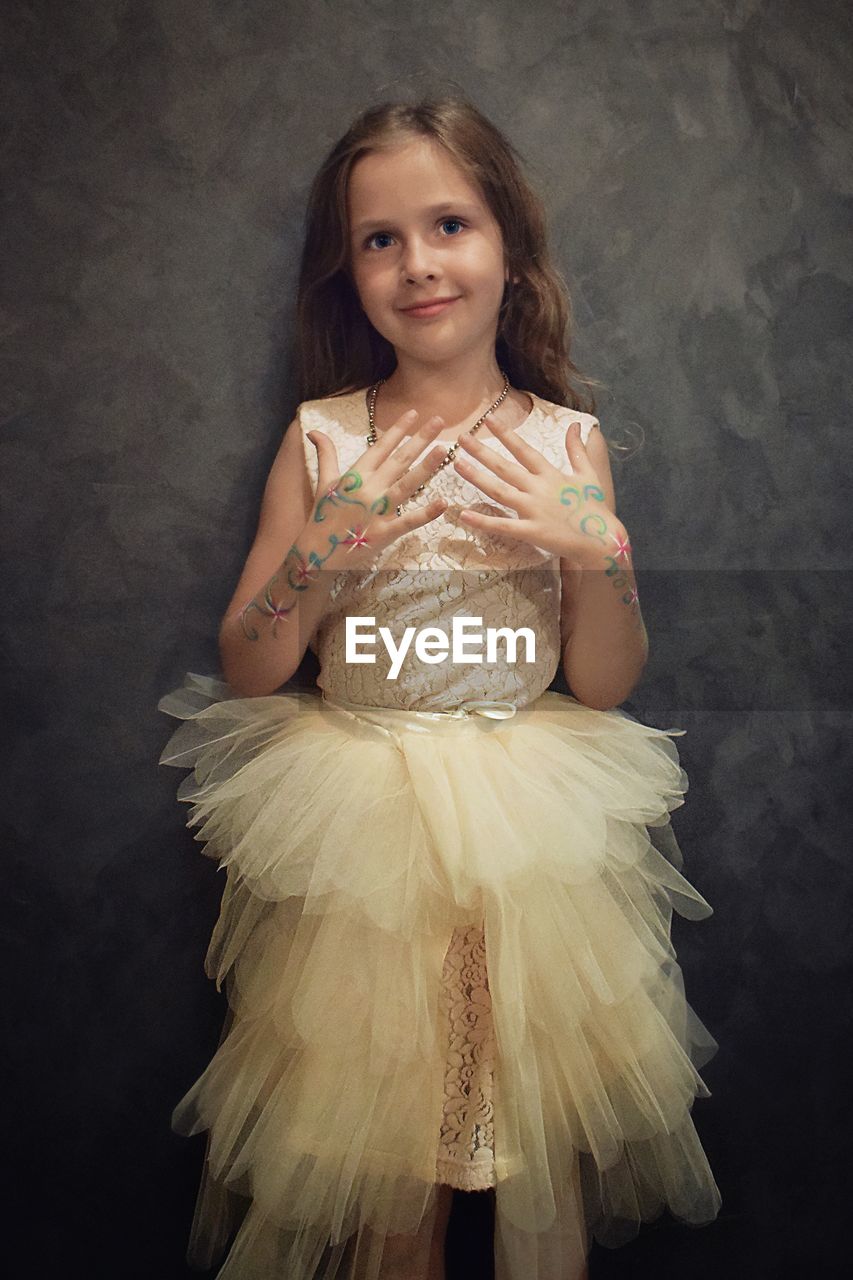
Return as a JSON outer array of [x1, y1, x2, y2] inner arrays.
[[401, 297, 460, 318]]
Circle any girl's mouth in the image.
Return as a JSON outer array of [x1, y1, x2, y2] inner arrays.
[[401, 298, 459, 319]]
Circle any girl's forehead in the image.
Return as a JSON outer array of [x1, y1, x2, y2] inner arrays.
[[347, 139, 485, 212]]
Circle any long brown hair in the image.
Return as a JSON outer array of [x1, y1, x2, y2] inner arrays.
[[294, 95, 604, 415]]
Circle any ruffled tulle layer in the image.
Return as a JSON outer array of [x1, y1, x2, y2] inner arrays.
[[158, 673, 721, 1279]]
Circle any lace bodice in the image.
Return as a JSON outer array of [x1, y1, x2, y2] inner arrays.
[[297, 388, 598, 711]]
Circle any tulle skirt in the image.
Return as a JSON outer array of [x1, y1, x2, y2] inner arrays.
[[158, 673, 721, 1280]]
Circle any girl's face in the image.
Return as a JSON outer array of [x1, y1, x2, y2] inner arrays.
[[346, 137, 509, 368]]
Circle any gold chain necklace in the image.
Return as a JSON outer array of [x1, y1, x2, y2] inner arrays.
[[366, 370, 510, 515]]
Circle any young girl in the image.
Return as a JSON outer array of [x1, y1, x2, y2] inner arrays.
[[159, 96, 721, 1280]]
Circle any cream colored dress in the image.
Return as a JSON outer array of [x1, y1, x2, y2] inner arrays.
[[158, 387, 721, 1280]]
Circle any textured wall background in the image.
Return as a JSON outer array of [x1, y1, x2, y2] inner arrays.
[[3, 0, 851, 1276]]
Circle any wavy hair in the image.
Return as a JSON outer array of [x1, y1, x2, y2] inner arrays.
[[294, 95, 605, 417]]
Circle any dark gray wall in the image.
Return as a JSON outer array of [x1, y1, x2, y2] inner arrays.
[[3, 1, 850, 1276]]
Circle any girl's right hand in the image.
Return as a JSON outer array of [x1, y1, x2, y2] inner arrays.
[[305, 410, 451, 569]]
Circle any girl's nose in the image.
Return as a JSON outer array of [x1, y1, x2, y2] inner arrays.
[[401, 238, 438, 281]]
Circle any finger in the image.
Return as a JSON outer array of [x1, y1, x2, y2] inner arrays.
[[457, 508, 539, 543], [452, 456, 521, 512], [378, 415, 448, 477], [363, 408, 420, 466], [458, 419, 549, 476], [455, 431, 538, 490], [389, 445, 448, 505], [396, 495, 448, 536], [368, 411, 446, 473], [564, 421, 593, 463], [307, 429, 331, 462], [307, 430, 342, 492]]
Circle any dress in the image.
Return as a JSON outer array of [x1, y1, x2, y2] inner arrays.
[[158, 387, 722, 1280]]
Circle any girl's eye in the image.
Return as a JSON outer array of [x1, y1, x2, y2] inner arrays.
[[363, 218, 467, 251]]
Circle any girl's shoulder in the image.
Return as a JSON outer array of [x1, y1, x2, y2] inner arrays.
[[290, 389, 371, 491], [293, 388, 368, 440], [527, 391, 600, 443]]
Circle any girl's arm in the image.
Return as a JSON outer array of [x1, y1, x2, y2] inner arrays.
[[559, 429, 648, 711], [219, 420, 342, 698]]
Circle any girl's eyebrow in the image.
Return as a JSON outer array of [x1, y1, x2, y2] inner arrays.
[[352, 201, 480, 236]]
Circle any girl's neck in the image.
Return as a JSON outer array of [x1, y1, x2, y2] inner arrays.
[[372, 359, 512, 434]]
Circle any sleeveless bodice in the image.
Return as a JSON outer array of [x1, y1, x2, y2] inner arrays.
[[297, 388, 598, 711]]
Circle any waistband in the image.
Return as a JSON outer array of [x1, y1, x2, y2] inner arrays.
[[320, 691, 519, 736]]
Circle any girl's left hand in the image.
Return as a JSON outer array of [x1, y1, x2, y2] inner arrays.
[[452, 417, 631, 567]]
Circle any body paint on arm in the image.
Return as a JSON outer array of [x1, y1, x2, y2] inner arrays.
[[238, 470, 390, 641], [559, 484, 642, 628]]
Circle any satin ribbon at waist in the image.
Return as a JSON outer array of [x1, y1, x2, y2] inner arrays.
[[319, 691, 518, 736]]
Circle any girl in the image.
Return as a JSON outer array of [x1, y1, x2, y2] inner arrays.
[[159, 96, 721, 1280]]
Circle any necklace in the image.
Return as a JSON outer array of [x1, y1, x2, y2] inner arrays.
[[366, 370, 510, 515]]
